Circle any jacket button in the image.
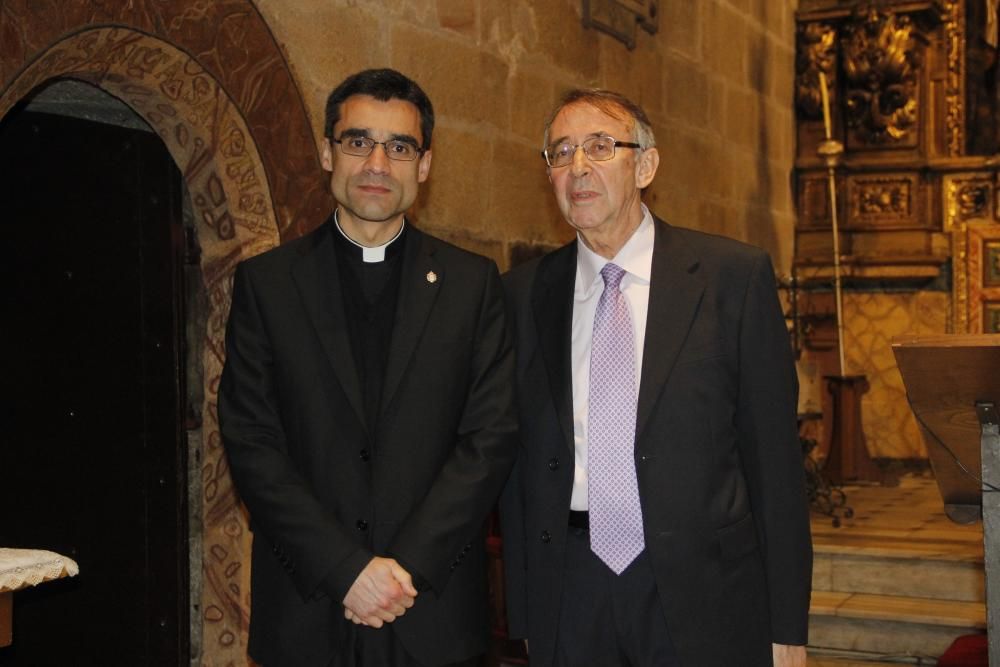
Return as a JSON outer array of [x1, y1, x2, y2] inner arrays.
[[360, 448, 370, 462], [548, 458, 559, 471], [356, 519, 368, 531], [540, 530, 551, 543]]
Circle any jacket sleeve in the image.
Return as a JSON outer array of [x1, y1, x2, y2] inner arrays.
[[498, 269, 528, 638], [388, 262, 519, 594], [219, 262, 371, 603], [735, 252, 813, 645], [499, 446, 528, 638]]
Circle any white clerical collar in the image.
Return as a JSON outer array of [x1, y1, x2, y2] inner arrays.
[[334, 209, 405, 263]]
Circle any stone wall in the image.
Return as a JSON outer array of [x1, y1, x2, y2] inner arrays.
[[256, 0, 799, 272]]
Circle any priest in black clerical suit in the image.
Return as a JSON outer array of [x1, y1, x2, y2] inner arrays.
[[219, 69, 517, 667]]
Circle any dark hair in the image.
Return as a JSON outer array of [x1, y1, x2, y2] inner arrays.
[[542, 88, 656, 150], [324, 68, 435, 148]]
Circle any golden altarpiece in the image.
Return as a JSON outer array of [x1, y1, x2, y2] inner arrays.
[[794, 0, 1000, 463]]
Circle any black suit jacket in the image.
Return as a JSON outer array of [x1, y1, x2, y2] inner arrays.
[[500, 218, 812, 667], [219, 220, 518, 666]]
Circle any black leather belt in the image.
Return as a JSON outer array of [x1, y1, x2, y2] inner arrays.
[[568, 510, 589, 530]]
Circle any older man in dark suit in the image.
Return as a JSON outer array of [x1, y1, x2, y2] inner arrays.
[[219, 69, 517, 667], [501, 89, 812, 667]]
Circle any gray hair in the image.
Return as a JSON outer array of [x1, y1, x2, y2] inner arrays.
[[542, 88, 656, 150]]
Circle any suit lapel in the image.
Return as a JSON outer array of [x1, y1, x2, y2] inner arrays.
[[291, 221, 367, 431], [532, 243, 577, 454], [636, 218, 705, 442], [381, 226, 440, 416]]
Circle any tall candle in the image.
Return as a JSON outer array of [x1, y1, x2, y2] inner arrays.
[[818, 71, 832, 140]]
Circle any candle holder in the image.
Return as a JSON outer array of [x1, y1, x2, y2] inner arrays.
[[815, 71, 881, 487]]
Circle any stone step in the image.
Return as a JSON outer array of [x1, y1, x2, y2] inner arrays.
[[812, 536, 985, 602], [805, 476, 987, 659], [809, 590, 986, 658]]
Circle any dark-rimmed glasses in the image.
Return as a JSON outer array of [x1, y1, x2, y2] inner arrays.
[[542, 136, 641, 168], [332, 136, 423, 162]]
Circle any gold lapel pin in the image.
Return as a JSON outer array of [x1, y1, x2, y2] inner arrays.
[[426, 271, 438, 284]]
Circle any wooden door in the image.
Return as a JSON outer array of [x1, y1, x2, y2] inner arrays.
[[0, 107, 188, 665]]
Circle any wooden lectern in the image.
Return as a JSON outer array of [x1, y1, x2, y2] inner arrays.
[[892, 334, 1000, 664]]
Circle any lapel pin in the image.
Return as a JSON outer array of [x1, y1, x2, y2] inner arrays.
[[426, 271, 438, 284]]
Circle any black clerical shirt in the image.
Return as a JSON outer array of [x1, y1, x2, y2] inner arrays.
[[332, 220, 406, 434]]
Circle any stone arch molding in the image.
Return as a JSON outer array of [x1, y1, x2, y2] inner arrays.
[[0, 2, 328, 662], [1, 26, 281, 249]]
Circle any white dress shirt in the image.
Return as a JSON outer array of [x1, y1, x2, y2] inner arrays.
[[570, 206, 654, 511]]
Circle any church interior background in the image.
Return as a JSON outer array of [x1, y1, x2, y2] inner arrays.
[[0, 0, 997, 664]]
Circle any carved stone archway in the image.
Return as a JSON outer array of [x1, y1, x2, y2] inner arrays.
[[0, 3, 330, 663]]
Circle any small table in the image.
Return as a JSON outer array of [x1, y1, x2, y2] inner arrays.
[[0, 548, 79, 647]]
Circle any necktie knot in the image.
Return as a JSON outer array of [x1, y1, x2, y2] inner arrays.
[[600, 263, 626, 291]]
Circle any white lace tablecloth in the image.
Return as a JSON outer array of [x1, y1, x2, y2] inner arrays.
[[0, 548, 79, 593]]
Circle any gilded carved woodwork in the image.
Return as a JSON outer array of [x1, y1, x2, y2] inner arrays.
[[944, 174, 993, 232], [957, 183, 991, 221], [847, 176, 914, 226], [793, 0, 1000, 457], [799, 175, 835, 228], [943, 173, 1000, 334], [796, 22, 838, 121], [987, 304, 1000, 332], [967, 223, 1000, 332], [841, 6, 922, 146], [943, 0, 965, 156], [987, 241, 1000, 287], [795, 1, 968, 278]]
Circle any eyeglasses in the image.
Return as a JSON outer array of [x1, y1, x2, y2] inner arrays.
[[332, 136, 423, 161], [542, 135, 642, 168]]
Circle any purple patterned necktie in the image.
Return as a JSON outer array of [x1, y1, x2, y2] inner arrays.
[[588, 262, 645, 575]]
